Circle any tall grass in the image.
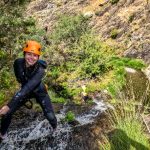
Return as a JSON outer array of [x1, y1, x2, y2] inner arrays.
[[100, 89, 150, 150]]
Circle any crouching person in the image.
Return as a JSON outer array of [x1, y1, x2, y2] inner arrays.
[[0, 40, 57, 140]]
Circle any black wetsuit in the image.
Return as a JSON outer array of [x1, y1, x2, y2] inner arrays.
[[0, 58, 57, 135]]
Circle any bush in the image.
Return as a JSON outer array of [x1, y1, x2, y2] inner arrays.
[[65, 111, 75, 122], [0, 93, 5, 105], [0, 2, 46, 56], [50, 14, 89, 44], [0, 68, 14, 89], [72, 34, 114, 78], [110, 29, 118, 39]]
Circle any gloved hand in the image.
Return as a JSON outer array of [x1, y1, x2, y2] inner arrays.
[[0, 105, 10, 116]]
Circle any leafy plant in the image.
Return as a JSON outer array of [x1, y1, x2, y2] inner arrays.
[[50, 14, 89, 44], [65, 111, 75, 122], [0, 93, 5, 105]]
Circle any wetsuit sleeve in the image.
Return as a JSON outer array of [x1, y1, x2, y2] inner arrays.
[[7, 67, 45, 108]]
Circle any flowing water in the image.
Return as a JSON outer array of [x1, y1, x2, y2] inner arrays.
[[0, 99, 110, 150]]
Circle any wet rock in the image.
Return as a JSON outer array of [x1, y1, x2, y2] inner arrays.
[[66, 113, 110, 150], [68, 120, 80, 126], [92, 90, 112, 101]]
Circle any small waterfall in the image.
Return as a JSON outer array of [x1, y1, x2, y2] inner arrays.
[[0, 115, 71, 150], [0, 99, 109, 149], [76, 99, 108, 125]]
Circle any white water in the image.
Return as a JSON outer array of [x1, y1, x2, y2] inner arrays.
[[76, 99, 108, 125], [0, 99, 109, 149]]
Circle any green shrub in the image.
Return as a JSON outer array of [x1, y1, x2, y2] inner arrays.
[[50, 67, 60, 79], [65, 111, 75, 122], [72, 34, 114, 78], [0, 93, 5, 105], [110, 29, 118, 39], [48, 90, 66, 103], [46, 13, 146, 101], [50, 14, 89, 44], [51, 97, 66, 103], [0, 2, 45, 56], [0, 68, 13, 89]]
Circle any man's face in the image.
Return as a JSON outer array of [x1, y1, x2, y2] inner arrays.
[[25, 52, 39, 67]]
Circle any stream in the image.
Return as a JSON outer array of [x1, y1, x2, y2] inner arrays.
[[0, 99, 109, 150]]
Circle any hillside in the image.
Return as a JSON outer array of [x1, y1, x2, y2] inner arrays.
[[0, 1, 150, 149], [26, 0, 150, 63]]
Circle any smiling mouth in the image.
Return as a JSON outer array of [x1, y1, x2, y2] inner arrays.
[[27, 60, 35, 65]]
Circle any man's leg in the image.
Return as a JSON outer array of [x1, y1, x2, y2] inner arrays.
[[35, 93, 57, 130]]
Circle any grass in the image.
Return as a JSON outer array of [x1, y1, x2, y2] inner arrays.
[[101, 115, 150, 150], [48, 90, 66, 103], [100, 90, 150, 150]]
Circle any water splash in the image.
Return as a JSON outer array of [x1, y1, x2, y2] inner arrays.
[[0, 114, 71, 150], [76, 99, 108, 125], [0, 99, 109, 149]]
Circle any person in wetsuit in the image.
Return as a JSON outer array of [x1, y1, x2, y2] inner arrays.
[[0, 40, 57, 140]]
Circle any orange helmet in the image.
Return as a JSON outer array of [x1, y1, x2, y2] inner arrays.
[[23, 40, 42, 56]]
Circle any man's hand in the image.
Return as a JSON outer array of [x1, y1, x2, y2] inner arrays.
[[0, 105, 10, 116]]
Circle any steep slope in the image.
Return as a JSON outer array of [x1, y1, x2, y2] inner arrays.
[[25, 0, 150, 63]]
